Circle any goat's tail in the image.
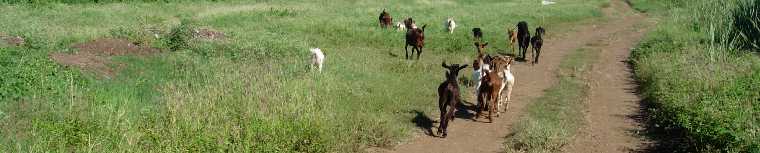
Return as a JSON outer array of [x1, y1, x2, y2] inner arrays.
[[421, 24, 428, 32]]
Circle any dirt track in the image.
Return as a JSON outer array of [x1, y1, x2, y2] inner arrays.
[[382, 0, 650, 152], [565, 0, 651, 152]]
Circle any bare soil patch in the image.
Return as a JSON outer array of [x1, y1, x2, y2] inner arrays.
[[50, 38, 159, 78], [193, 28, 226, 40], [0, 33, 25, 46]]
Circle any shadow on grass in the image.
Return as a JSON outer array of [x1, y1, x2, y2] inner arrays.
[[411, 110, 434, 136]]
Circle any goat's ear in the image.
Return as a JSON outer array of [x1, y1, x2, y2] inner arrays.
[[483, 42, 489, 46], [459, 64, 469, 70], [474, 42, 479, 47], [442, 62, 448, 68]]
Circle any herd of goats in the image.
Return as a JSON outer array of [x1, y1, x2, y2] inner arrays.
[[309, 9, 547, 138]]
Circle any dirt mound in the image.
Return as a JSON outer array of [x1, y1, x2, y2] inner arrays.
[[50, 38, 158, 78], [193, 28, 226, 40]]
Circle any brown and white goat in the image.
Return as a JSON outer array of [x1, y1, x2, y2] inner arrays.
[[491, 56, 515, 112], [473, 42, 490, 98], [437, 62, 468, 138], [405, 24, 427, 60], [378, 9, 392, 29]]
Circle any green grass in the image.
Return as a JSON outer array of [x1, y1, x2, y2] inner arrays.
[[629, 0, 760, 152], [504, 48, 597, 153], [0, 0, 609, 152]]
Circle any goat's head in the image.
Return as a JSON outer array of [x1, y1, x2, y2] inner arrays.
[[474, 42, 489, 54], [404, 18, 415, 29], [535, 27, 545, 37], [442, 61, 468, 80]]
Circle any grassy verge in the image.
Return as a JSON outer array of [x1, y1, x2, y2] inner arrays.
[[1, 0, 609, 152], [504, 48, 598, 152], [629, 0, 760, 152]]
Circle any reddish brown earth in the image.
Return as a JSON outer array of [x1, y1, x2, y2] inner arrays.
[[49, 38, 158, 78], [378, 0, 650, 152]]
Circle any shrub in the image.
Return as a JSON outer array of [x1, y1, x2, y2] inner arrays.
[[164, 18, 195, 51]]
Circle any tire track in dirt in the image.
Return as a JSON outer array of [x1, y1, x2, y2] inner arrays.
[[380, 1, 649, 152]]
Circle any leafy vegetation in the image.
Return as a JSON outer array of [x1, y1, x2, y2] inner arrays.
[[0, 0, 608, 152], [629, 0, 760, 152]]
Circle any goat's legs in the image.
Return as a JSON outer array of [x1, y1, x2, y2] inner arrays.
[[437, 94, 446, 136], [505, 84, 513, 111], [404, 44, 410, 59], [440, 103, 457, 138], [416, 47, 422, 60], [534, 47, 540, 64]]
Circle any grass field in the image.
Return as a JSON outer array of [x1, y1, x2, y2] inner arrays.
[[629, 0, 760, 152], [0, 0, 609, 152]]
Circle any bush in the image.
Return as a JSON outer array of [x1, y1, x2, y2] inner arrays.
[[164, 18, 195, 51]]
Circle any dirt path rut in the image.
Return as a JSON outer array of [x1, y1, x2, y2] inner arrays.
[[384, 1, 648, 152]]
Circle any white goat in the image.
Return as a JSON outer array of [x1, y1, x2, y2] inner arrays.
[[473, 62, 491, 99], [497, 58, 515, 111], [445, 17, 456, 34], [394, 22, 406, 32], [310, 48, 325, 72]]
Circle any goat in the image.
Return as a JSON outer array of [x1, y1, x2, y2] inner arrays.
[[444, 17, 456, 34], [394, 22, 406, 31], [310, 48, 325, 72], [404, 24, 427, 60], [472, 28, 483, 42], [531, 27, 545, 65], [476, 67, 502, 123], [517, 21, 531, 60], [378, 9, 393, 29], [491, 56, 515, 112], [507, 27, 518, 55], [437, 62, 468, 138]]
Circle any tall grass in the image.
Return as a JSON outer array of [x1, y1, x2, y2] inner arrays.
[[0, 0, 608, 152], [630, 0, 760, 152], [504, 48, 597, 153]]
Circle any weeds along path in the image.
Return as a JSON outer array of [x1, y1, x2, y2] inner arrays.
[[564, 0, 651, 152], [382, 1, 647, 153]]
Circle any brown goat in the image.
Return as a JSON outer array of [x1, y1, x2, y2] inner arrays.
[[508, 28, 518, 55], [405, 24, 427, 60], [437, 62, 468, 138], [379, 9, 392, 28], [477, 68, 502, 123]]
